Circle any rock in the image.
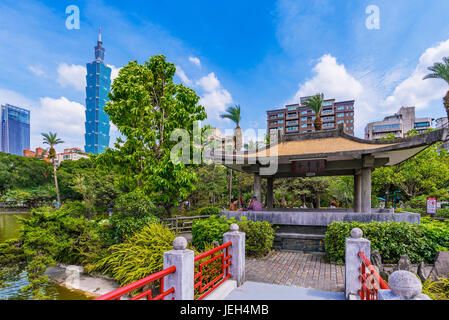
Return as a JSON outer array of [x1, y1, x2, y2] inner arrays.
[[417, 262, 429, 283], [430, 251, 449, 280], [370, 250, 390, 281], [389, 270, 423, 299], [395, 254, 412, 272]]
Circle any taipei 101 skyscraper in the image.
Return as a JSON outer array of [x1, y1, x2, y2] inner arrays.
[[84, 28, 111, 154]]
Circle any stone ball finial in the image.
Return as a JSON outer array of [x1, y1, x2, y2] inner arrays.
[[389, 270, 422, 299], [173, 237, 187, 250], [351, 228, 363, 239], [230, 223, 239, 232]]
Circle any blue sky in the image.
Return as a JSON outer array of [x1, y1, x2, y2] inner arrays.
[[1, 0, 449, 151]]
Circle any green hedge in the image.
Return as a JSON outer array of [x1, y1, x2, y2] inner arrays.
[[191, 215, 275, 257], [324, 218, 449, 264], [198, 206, 221, 216]]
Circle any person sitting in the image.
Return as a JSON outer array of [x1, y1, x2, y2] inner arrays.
[[245, 196, 263, 211], [229, 198, 239, 211]]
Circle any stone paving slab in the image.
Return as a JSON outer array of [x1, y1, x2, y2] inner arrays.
[[225, 281, 345, 300], [246, 251, 345, 293]]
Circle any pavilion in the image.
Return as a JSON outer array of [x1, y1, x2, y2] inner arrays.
[[210, 124, 449, 213]]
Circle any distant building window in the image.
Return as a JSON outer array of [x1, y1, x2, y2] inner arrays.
[[301, 117, 307, 121], [322, 109, 333, 114], [323, 101, 333, 106], [287, 106, 297, 111], [278, 114, 284, 118], [301, 110, 308, 115], [337, 113, 344, 118], [414, 122, 430, 128], [373, 124, 400, 131], [337, 106, 344, 111], [301, 124, 307, 128]]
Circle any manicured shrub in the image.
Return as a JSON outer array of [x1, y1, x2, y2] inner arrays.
[[198, 206, 221, 216], [192, 215, 275, 257], [324, 218, 449, 264], [404, 195, 428, 212], [237, 217, 275, 257], [192, 215, 234, 251], [436, 208, 449, 218]]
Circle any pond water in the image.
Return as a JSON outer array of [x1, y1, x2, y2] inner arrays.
[[0, 212, 91, 300]]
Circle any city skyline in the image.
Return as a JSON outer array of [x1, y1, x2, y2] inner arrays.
[[0, 104, 30, 156], [1, 1, 449, 152]]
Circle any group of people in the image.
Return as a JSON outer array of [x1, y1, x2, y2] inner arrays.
[[228, 196, 263, 212]]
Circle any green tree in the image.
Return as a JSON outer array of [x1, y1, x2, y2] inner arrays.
[[98, 55, 207, 216], [424, 56, 449, 119], [220, 104, 243, 202], [303, 94, 324, 131], [41, 132, 64, 208]]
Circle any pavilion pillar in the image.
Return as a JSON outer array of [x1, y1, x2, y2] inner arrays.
[[253, 174, 262, 202], [353, 172, 362, 213], [266, 177, 274, 209], [361, 168, 372, 214]]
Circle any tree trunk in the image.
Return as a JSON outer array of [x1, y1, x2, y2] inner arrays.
[[228, 169, 233, 203], [314, 115, 323, 131], [53, 162, 61, 209], [444, 90, 449, 119], [316, 193, 321, 209]]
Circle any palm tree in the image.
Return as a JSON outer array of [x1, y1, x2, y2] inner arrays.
[[220, 104, 242, 151], [220, 104, 242, 203], [303, 94, 324, 131], [42, 132, 64, 208], [423, 56, 449, 119]]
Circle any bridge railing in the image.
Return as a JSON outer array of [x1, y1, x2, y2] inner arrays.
[[94, 224, 245, 300], [358, 251, 389, 300], [94, 266, 176, 300], [160, 215, 211, 234], [345, 227, 430, 300], [194, 242, 232, 300]]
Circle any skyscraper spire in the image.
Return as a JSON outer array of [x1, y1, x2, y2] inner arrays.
[[94, 27, 105, 61], [99, 27, 102, 43]]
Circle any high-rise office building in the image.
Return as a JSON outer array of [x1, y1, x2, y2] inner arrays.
[[1, 104, 30, 156], [84, 28, 111, 154], [267, 97, 355, 138]]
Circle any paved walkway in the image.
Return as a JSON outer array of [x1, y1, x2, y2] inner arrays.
[[246, 251, 345, 293], [225, 281, 344, 300]]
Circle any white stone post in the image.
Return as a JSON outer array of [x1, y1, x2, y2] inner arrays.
[[223, 224, 246, 287], [378, 271, 431, 300], [345, 228, 371, 300], [163, 237, 194, 300]]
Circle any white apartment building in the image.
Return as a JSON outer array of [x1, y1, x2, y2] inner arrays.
[[365, 107, 433, 140], [54, 147, 89, 166]]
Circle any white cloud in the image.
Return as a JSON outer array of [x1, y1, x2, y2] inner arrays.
[[383, 39, 449, 110], [109, 64, 121, 81], [0, 88, 85, 152], [56, 63, 86, 91], [28, 65, 46, 77], [175, 65, 193, 86], [196, 72, 233, 121], [189, 56, 201, 67], [292, 54, 378, 137]]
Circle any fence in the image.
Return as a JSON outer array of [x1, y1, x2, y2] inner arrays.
[[345, 227, 430, 300], [160, 215, 211, 234], [95, 224, 245, 300]]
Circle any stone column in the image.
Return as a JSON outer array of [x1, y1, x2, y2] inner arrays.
[[353, 172, 362, 213], [378, 271, 431, 300], [266, 176, 274, 209], [345, 228, 371, 300], [223, 224, 246, 287], [253, 173, 262, 202], [163, 237, 194, 300], [361, 167, 372, 214]]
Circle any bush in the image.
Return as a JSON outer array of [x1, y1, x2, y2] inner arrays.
[[88, 223, 176, 286], [113, 189, 156, 218], [238, 217, 275, 257], [198, 206, 221, 216], [101, 212, 159, 245], [192, 215, 234, 251], [404, 195, 428, 212], [437, 208, 449, 218], [423, 277, 449, 300], [192, 215, 275, 257], [324, 220, 435, 264]]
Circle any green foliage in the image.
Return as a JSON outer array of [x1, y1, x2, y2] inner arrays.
[[237, 217, 275, 257], [192, 216, 234, 251], [437, 208, 449, 218], [97, 55, 207, 215], [198, 206, 221, 216], [87, 223, 176, 286], [404, 195, 428, 211], [324, 221, 436, 263], [102, 213, 159, 245], [422, 277, 449, 300], [1, 186, 55, 207], [113, 188, 156, 218], [192, 215, 275, 257], [0, 206, 106, 299]]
